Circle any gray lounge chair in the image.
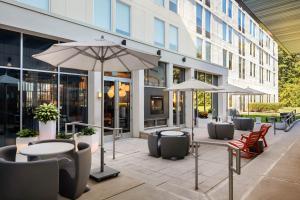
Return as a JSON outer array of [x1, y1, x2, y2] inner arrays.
[[208, 123, 234, 140], [59, 142, 91, 200], [148, 133, 161, 157], [0, 145, 17, 161], [0, 156, 59, 200], [160, 135, 189, 159]]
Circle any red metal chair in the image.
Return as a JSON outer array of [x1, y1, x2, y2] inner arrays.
[[241, 124, 272, 148], [229, 130, 263, 159]]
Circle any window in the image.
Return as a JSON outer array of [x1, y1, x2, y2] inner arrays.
[[94, 0, 111, 30], [238, 57, 245, 79], [144, 62, 167, 87], [196, 38, 203, 59], [259, 67, 264, 84], [250, 62, 255, 77], [238, 35, 245, 56], [222, 0, 226, 13], [196, 3, 203, 34], [259, 29, 263, 47], [249, 20, 256, 37], [0, 29, 20, 68], [228, 52, 233, 70], [154, 18, 165, 47], [169, 25, 178, 51], [228, 26, 232, 44], [222, 22, 227, 41], [223, 49, 227, 67], [205, 41, 211, 62], [238, 9, 245, 33], [228, 0, 232, 18], [250, 62, 252, 76], [116, 1, 131, 36], [205, 10, 211, 38], [17, 0, 49, 10], [154, 0, 164, 6], [169, 0, 178, 13]]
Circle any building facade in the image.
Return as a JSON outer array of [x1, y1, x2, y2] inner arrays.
[[0, 0, 278, 146]]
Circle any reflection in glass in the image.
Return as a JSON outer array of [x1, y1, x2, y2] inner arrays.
[[119, 82, 130, 133], [23, 34, 57, 71], [60, 75, 88, 131], [22, 71, 57, 132], [104, 81, 115, 135], [144, 62, 166, 87], [173, 67, 185, 125], [0, 69, 20, 147], [0, 29, 20, 68]]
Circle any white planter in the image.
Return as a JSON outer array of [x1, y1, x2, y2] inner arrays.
[[196, 118, 212, 128], [39, 120, 56, 140], [76, 132, 99, 153], [16, 137, 38, 152]]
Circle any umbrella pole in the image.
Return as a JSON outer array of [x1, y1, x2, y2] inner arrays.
[[192, 90, 194, 141], [100, 62, 104, 172], [248, 95, 250, 116]]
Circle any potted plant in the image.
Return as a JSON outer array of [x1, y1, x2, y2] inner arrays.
[[76, 127, 99, 153], [196, 111, 211, 128], [34, 103, 59, 140], [16, 129, 38, 152]]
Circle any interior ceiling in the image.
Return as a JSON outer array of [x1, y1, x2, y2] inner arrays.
[[242, 0, 300, 54]]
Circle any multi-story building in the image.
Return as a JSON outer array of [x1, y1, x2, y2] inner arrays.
[[0, 0, 278, 146]]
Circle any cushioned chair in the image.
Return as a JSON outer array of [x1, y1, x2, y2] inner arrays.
[[0, 145, 17, 162], [28, 139, 76, 161], [0, 157, 59, 200], [233, 118, 254, 131], [59, 142, 91, 200], [207, 123, 217, 139], [148, 133, 161, 157], [208, 123, 234, 140], [160, 135, 189, 159]]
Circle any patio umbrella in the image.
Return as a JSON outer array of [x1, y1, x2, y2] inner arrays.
[[166, 79, 221, 141], [210, 84, 250, 121], [33, 38, 160, 182]]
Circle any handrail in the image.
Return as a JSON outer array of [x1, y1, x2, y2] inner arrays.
[[192, 141, 241, 200], [65, 122, 123, 159]]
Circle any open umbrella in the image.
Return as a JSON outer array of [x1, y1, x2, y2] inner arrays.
[[33, 38, 160, 182], [166, 79, 221, 141]]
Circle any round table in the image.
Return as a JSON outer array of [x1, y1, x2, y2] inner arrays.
[[19, 142, 75, 157], [161, 131, 184, 136]]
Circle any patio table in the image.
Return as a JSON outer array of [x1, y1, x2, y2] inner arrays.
[[160, 131, 184, 136], [19, 142, 74, 157]]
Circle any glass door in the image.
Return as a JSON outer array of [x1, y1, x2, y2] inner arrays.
[[104, 80, 131, 136]]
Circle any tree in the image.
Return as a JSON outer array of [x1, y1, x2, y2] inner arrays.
[[278, 49, 300, 107]]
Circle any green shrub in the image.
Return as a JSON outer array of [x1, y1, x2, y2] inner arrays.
[[249, 103, 282, 112], [34, 103, 59, 123], [56, 133, 73, 139], [17, 129, 38, 138], [79, 127, 96, 136], [198, 111, 208, 119]]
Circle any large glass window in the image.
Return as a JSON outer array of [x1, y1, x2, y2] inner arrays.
[[228, 26, 232, 44], [0, 69, 20, 146], [60, 74, 88, 130], [169, 25, 178, 51], [23, 34, 57, 71], [116, 1, 131, 36], [196, 38, 203, 59], [154, 18, 165, 47], [228, 0, 232, 18], [238, 9, 245, 33], [144, 62, 166, 87], [222, 0, 226, 13], [223, 49, 227, 67], [222, 22, 227, 41], [238, 57, 245, 79], [205, 41, 211, 62], [205, 10, 211, 38], [196, 3, 203, 34], [22, 71, 57, 132], [0, 29, 20, 68], [94, 0, 111, 30], [169, 0, 178, 13], [154, 0, 164, 6], [228, 52, 233, 70], [17, 0, 49, 11], [173, 67, 185, 125]]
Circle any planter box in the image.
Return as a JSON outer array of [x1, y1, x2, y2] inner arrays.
[[39, 120, 56, 140], [196, 118, 212, 128], [76, 132, 99, 153], [16, 137, 38, 152]]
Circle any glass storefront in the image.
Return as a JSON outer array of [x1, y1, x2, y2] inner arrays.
[[0, 28, 88, 146], [173, 67, 185, 125]]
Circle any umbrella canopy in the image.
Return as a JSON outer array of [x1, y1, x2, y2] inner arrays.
[[33, 38, 160, 181], [166, 79, 220, 91], [244, 87, 266, 95], [33, 40, 160, 72], [0, 74, 19, 84], [210, 84, 249, 94]]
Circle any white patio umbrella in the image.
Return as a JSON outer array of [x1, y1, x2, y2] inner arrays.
[[33, 38, 160, 182], [166, 79, 221, 141], [210, 84, 250, 121]]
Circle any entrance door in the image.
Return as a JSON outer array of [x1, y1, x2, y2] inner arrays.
[[104, 79, 131, 136]]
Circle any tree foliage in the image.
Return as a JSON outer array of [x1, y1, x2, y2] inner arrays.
[[278, 49, 300, 107]]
